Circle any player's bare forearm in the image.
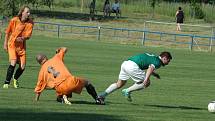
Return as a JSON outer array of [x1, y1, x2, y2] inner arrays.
[[3, 34, 9, 52], [143, 66, 154, 87]]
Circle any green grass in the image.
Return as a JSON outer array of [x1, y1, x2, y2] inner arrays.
[[0, 35, 215, 121], [45, 0, 215, 24]]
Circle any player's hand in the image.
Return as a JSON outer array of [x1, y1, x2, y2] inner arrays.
[[56, 47, 67, 54], [143, 80, 150, 88], [154, 73, 161, 79], [56, 48, 60, 53], [16, 37, 24, 43]]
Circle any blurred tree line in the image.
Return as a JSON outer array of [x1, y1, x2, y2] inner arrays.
[[0, 0, 54, 17], [163, 0, 215, 4], [121, 0, 214, 19], [121, 0, 215, 4], [0, 0, 214, 19]]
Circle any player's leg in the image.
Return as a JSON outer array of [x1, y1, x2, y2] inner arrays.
[[13, 55, 26, 88], [3, 61, 16, 88], [121, 60, 146, 101], [116, 8, 120, 18], [57, 93, 73, 102], [85, 81, 97, 100], [99, 80, 126, 98], [177, 23, 181, 31], [56, 95, 63, 103], [97, 80, 126, 105], [3, 48, 17, 88], [61, 95, 71, 105], [178, 23, 181, 31], [122, 81, 149, 102], [98, 61, 129, 101], [84, 80, 105, 105], [55, 87, 73, 105]]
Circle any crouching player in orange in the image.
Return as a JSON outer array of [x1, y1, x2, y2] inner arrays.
[[34, 47, 104, 105], [3, 6, 34, 89]]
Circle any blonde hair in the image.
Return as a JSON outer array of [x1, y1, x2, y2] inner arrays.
[[17, 5, 30, 18]]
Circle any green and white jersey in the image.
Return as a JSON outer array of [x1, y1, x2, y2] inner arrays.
[[127, 53, 163, 70]]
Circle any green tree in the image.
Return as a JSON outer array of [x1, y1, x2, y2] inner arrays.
[[0, 0, 55, 17], [150, 0, 161, 17], [189, 0, 205, 19], [0, 0, 18, 17], [41, 0, 54, 10]]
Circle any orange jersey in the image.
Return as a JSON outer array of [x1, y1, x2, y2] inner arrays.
[[34, 49, 85, 96], [5, 17, 33, 54]]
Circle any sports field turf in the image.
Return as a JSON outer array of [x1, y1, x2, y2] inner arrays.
[[0, 35, 215, 121]]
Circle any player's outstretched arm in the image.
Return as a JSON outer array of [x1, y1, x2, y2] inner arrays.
[[3, 33, 9, 52], [55, 47, 68, 60], [35, 93, 40, 101], [152, 72, 160, 79], [143, 66, 154, 88]]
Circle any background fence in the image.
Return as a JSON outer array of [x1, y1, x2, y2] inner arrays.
[[0, 19, 214, 52], [33, 21, 215, 52]]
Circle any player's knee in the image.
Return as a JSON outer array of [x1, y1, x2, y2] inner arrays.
[[10, 60, 17, 66], [20, 65, 25, 70], [84, 80, 90, 87], [116, 80, 126, 88]]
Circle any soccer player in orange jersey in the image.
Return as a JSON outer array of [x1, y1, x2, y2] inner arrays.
[[3, 6, 34, 89], [34, 47, 104, 105]]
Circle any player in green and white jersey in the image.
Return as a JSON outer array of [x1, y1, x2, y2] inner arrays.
[[98, 51, 172, 104]]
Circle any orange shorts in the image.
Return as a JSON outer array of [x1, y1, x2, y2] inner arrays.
[[8, 46, 26, 65], [55, 76, 86, 96]]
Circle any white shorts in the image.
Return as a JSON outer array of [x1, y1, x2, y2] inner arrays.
[[118, 60, 146, 82]]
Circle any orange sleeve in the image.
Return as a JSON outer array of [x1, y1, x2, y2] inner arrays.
[[56, 48, 66, 60], [5, 18, 15, 34], [22, 21, 34, 38], [34, 70, 46, 94]]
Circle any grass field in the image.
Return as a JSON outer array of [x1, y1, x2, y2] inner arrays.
[[0, 35, 215, 121]]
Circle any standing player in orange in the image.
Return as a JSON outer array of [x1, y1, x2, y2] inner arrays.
[[3, 6, 34, 88], [34, 47, 104, 105]]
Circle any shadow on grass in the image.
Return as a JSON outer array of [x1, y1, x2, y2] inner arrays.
[[181, 30, 202, 33], [0, 108, 126, 121], [46, 100, 126, 106], [59, 100, 95, 105], [31, 10, 127, 22], [19, 87, 35, 90], [144, 104, 206, 110]]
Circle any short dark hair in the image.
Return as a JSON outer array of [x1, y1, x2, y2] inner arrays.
[[36, 54, 47, 64], [160, 51, 172, 60], [178, 7, 182, 10]]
